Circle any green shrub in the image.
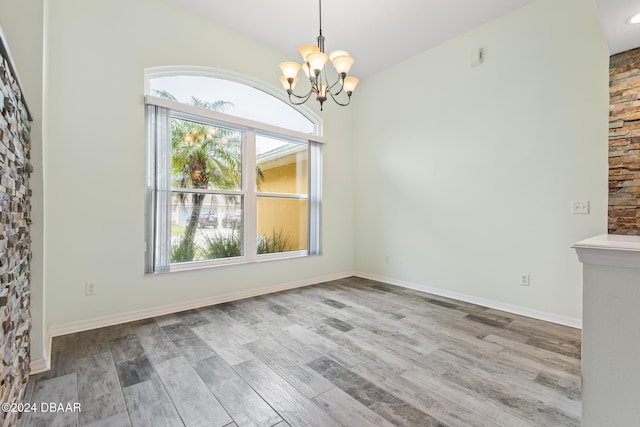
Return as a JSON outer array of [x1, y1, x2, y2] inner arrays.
[[171, 236, 196, 262], [205, 231, 242, 258], [257, 227, 291, 254]]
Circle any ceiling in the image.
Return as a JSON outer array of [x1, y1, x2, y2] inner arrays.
[[595, 0, 640, 55], [169, 0, 640, 77]]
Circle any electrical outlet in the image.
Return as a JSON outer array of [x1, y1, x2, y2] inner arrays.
[[571, 201, 590, 214], [520, 274, 530, 286], [85, 282, 97, 296], [385, 255, 391, 264]]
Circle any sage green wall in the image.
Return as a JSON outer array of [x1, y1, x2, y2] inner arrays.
[[38, 0, 354, 361], [1, 0, 612, 365], [352, 0, 609, 323]]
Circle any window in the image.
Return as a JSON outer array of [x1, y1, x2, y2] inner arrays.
[[145, 71, 323, 273]]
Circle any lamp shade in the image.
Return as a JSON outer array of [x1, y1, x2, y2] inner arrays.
[[279, 75, 299, 90], [332, 55, 354, 75], [279, 75, 288, 89], [279, 62, 301, 80], [307, 52, 329, 74], [298, 44, 320, 61], [329, 50, 350, 62], [343, 76, 359, 93], [301, 62, 311, 78]]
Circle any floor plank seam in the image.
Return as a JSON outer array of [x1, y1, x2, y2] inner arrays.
[[19, 278, 581, 427]]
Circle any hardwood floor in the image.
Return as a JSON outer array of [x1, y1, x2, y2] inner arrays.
[[18, 277, 581, 426]]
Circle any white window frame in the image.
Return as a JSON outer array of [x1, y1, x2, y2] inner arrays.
[[144, 66, 323, 137], [145, 95, 323, 274]]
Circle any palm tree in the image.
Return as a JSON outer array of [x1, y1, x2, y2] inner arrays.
[[153, 90, 262, 261], [172, 119, 242, 260]]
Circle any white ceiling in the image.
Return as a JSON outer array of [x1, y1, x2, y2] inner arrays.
[[594, 0, 640, 55], [169, 0, 640, 77], [168, 0, 535, 77]]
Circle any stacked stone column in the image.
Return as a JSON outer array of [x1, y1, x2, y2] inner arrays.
[[609, 47, 640, 234], [0, 51, 32, 426]]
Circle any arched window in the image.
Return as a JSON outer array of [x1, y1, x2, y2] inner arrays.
[[144, 68, 323, 273]]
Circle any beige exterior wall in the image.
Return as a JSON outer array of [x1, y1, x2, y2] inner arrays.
[[258, 152, 308, 251]]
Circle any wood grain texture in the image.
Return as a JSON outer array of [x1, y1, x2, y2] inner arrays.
[[313, 386, 395, 427], [243, 338, 334, 399], [20, 374, 78, 427], [191, 323, 256, 366], [122, 378, 183, 427], [76, 352, 128, 426], [154, 357, 232, 427], [193, 355, 282, 427], [233, 358, 341, 427], [160, 323, 216, 363], [20, 277, 581, 426], [308, 357, 445, 426]]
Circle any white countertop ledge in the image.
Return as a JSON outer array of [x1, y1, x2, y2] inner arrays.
[[572, 234, 640, 269]]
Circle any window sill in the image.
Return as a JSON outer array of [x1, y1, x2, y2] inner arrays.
[[152, 250, 311, 274]]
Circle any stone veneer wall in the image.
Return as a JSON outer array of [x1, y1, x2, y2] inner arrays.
[[609, 47, 640, 234], [0, 42, 32, 426]]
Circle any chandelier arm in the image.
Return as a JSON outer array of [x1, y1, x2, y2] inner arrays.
[[288, 87, 314, 100], [328, 90, 351, 107], [289, 91, 314, 106], [328, 76, 344, 95]]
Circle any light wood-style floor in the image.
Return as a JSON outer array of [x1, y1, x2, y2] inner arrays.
[[18, 277, 581, 426]]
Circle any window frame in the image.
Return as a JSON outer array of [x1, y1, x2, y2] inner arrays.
[[145, 95, 323, 274], [144, 66, 323, 136]]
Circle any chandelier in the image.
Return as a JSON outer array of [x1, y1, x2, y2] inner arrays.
[[279, 0, 359, 111]]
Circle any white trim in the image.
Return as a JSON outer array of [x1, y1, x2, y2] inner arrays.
[[46, 271, 353, 340], [572, 234, 640, 269], [35, 270, 584, 374], [244, 130, 257, 261], [146, 95, 325, 144], [143, 65, 323, 137], [29, 357, 50, 375], [354, 272, 582, 329], [257, 192, 308, 200], [172, 188, 243, 196]]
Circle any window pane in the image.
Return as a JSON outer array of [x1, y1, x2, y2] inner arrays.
[[171, 118, 242, 191], [256, 135, 308, 195], [151, 75, 314, 134], [257, 197, 308, 254], [171, 193, 243, 262]]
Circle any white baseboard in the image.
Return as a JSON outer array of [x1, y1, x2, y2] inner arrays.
[[44, 271, 353, 353], [354, 272, 582, 329], [33, 269, 582, 374]]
